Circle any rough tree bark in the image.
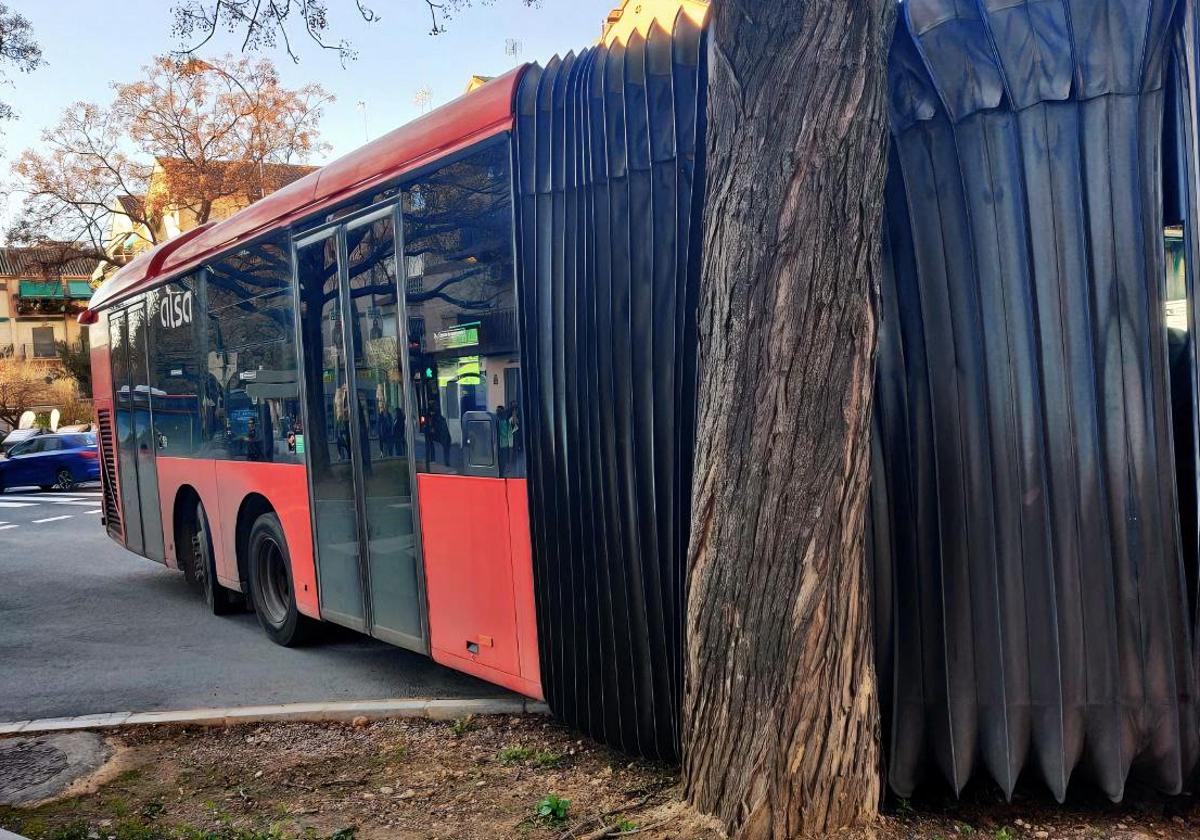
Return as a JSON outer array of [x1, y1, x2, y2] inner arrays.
[[683, 1, 895, 837]]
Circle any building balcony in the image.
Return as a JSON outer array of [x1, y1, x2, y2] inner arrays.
[[13, 279, 94, 317], [1, 342, 62, 361]]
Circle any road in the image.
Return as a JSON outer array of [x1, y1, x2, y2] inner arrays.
[[0, 483, 509, 722]]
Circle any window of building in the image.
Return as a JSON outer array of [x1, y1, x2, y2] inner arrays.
[[402, 142, 523, 477], [31, 326, 56, 358]]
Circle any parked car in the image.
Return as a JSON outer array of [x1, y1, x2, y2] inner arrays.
[[0, 432, 100, 492], [0, 427, 45, 455]]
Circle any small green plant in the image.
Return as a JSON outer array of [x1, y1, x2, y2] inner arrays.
[[45, 824, 90, 840], [498, 745, 536, 765], [449, 715, 475, 737], [994, 828, 1014, 840], [140, 799, 165, 820], [896, 798, 915, 818], [535, 794, 571, 824], [104, 794, 133, 817], [328, 829, 357, 840], [959, 825, 976, 835], [113, 820, 162, 840], [615, 819, 637, 832], [531, 750, 564, 768]]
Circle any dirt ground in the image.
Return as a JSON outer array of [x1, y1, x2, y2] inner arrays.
[[3, 716, 1200, 840]]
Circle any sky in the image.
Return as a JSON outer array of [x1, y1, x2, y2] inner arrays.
[[0, 0, 616, 232]]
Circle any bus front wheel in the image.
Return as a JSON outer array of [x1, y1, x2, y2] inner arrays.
[[248, 512, 315, 646]]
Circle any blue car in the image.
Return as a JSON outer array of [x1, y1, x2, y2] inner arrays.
[[0, 432, 101, 492]]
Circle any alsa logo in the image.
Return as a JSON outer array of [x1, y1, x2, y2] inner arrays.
[[161, 289, 193, 329]]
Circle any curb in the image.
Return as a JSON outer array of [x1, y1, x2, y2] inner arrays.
[[0, 830, 31, 840], [0, 698, 552, 736]]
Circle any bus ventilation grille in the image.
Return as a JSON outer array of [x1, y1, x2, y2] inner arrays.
[[96, 408, 121, 537]]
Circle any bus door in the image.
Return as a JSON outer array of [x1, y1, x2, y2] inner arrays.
[[109, 303, 165, 562], [294, 205, 428, 653]]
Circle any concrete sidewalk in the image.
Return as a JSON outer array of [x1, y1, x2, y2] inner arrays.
[[0, 697, 551, 736]]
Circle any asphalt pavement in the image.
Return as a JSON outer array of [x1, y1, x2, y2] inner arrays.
[[0, 482, 509, 722]]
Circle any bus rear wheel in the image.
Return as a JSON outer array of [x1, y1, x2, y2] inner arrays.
[[248, 512, 315, 646]]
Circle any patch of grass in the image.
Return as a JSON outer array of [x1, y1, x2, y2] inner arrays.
[[140, 800, 165, 821], [113, 819, 163, 840], [615, 818, 637, 832], [44, 823, 90, 840], [366, 744, 407, 769], [531, 750, 564, 769], [535, 794, 571, 824], [498, 745, 536, 765], [994, 828, 1014, 840], [114, 769, 144, 786], [497, 746, 565, 769], [103, 795, 132, 818], [448, 715, 475, 738]]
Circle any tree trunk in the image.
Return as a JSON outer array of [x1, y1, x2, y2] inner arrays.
[[683, 1, 895, 837]]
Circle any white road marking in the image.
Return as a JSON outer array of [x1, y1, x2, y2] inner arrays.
[[0, 502, 36, 508], [32, 515, 72, 524], [85, 509, 103, 514], [0, 495, 88, 502], [0, 524, 18, 531]]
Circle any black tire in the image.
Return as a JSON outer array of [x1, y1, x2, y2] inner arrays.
[[190, 501, 240, 616], [247, 512, 316, 646], [54, 469, 76, 491]]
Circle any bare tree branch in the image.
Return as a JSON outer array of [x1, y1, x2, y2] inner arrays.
[[170, 0, 542, 62], [0, 2, 43, 127], [8, 54, 332, 275]]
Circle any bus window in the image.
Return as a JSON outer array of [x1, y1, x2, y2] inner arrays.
[[148, 275, 205, 457], [205, 234, 303, 463], [402, 142, 523, 478]]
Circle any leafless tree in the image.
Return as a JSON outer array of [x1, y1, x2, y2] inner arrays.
[[0, 3, 44, 126], [170, 0, 542, 62], [9, 55, 331, 272], [0, 354, 56, 430]]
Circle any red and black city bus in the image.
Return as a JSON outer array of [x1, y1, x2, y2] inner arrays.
[[82, 10, 706, 763], [86, 74, 544, 697], [78, 0, 1200, 801]]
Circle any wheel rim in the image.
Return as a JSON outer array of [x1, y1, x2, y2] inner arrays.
[[255, 536, 290, 627], [55, 470, 74, 490]]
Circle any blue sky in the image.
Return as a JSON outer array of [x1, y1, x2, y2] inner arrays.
[[1, 0, 614, 224]]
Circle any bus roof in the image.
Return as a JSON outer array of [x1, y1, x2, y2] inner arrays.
[[86, 66, 526, 316]]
